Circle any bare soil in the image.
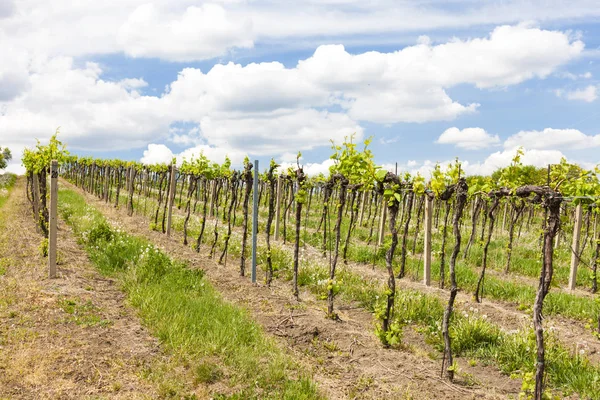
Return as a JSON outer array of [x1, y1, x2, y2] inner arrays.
[[0, 178, 182, 399]]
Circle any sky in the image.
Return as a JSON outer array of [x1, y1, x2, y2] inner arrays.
[[1, 0, 599, 177]]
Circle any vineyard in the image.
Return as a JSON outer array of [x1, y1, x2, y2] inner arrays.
[[4, 133, 600, 399]]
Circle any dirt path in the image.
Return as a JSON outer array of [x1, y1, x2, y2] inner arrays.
[[62, 180, 523, 399], [0, 178, 185, 399]]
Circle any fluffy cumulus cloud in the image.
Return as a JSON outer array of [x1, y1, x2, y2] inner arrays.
[[0, 46, 30, 101], [436, 127, 501, 150], [0, 58, 169, 152], [381, 147, 567, 178], [195, 111, 362, 155], [117, 4, 254, 62], [278, 159, 336, 177], [140, 143, 247, 167], [468, 147, 565, 175], [1, 1, 597, 61], [140, 144, 174, 165], [177, 144, 247, 166], [503, 128, 600, 150], [293, 24, 582, 123]]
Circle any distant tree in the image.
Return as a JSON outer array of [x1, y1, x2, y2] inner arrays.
[[0, 147, 12, 170]]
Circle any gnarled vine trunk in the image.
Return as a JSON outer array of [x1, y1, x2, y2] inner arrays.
[[327, 174, 348, 319], [441, 178, 468, 381], [265, 164, 277, 286], [398, 189, 414, 278], [292, 167, 306, 299], [514, 185, 562, 400]]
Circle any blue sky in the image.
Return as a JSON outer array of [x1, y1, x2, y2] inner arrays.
[[1, 1, 599, 176]]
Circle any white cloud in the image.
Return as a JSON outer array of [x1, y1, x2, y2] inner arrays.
[[0, 47, 30, 101], [163, 62, 328, 116], [556, 71, 593, 80], [162, 24, 582, 128], [294, 24, 581, 123], [1, 1, 596, 62], [140, 144, 173, 165], [468, 147, 566, 175], [0, 23, 587, 170], [141, 143, 247, 168], [504, 128, 600, 150], [379, 137, 400, 145], [565, 85, 598, 102], [0, 0, 15, 18], [0, 58, 170, 153], [280, 152, 300, 163], [278, 158, 336, 177], [436, 127, 501, 150], [196, 110, 362, 156], [392, 147, 567, 178], [177, 144, 247, 167], [117, 4, 254, 62], [118, 78, 148, 90]]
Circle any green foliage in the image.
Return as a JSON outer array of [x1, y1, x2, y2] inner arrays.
[[87, 221, 114, 245], [412, 173, 426, 195], [330, 133, 378, 186], [22, 129, 70, 174], [498, 147, 525, 190], [375, 321, 403, 347], [0, 147, 12, 170], [429, 163, 447, 196], [551, 157, 599, 206], [39, 238, 48, 257], [0, 173, 16, 208]]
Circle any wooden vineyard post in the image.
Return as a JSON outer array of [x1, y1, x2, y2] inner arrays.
[[125, 166, 131, 213], [568, 203, 583, 290], [274, 175, 282, 240], [251, 160, 259, 283], [103, 166, 109, 202], [358, 190, 367, 226], [48, 160, 58, 279], [423, 194, 433, 286], [377, 196, 387, 247], [166, 163, 177, 237]]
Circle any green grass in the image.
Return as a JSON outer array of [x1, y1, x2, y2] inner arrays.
[[58, 187, 323, 400], [0, 173, 16, 209], [58, 297, 112, 327]]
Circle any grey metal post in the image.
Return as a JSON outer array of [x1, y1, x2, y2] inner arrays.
[[251, 160, 259, 283]]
